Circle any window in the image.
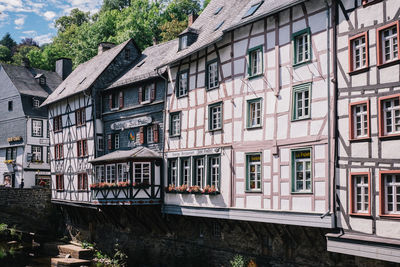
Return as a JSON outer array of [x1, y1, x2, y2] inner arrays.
[[47, 147, 50, 163], [134, 163, 151, 184], [209, 156, 220, 189], [95, 166, 105, 183], [206, 60, 219, 90], [117, 163, 128, 182], [194, 157, 205, 187], [180, 35, 188, 50], [32, 120, 43, 137], [77, 140, 88, 157], [78, 173, 88, 190], [170, 112, 181, 137], [124, 48, 130, 60], [209, 102, 222, 131], [177, 70, 189, 97], [181, 158, 190, 186], [246, 154, 261, 191], [31, 146, 42, 162], [139, 83, 156, 104], [377, 21, 400, 66], [147, 126, 154, 143], [47, 121, 49, 138], [292, 83, 311, 120], [214, 6, 223, 15], [242, 1, 263, 18], [379, 95, 400, 137], [168, 159, 178, 186], [114, 134, 120, 149], [54, 144, 63, 160], [8, 101, 12, 111], [247, 98, 262, 128], [214, 21, 224, 31], [53, 116, 62, 132], [380, 172, 400, 216], [76, 108, 86, 126], [350, 173, 370, 215], [39, 77, 46, 85], [56, 174, 64, 191], [6, 147, 17, 160], [293, 28, 311, 65], [248, 46, 263, 77], [349, 32, 368, 72], [144, 84, 152, 103], [349, 101, 370, 140], [292, 149, 312, 193], [109, 91, 124, 110], [97, 135, 104, 151], [33, 99, 40, 108], [106, 164, 116, 183]]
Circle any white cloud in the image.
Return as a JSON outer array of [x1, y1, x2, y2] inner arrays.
[[22, 30, 36, 35], [14, 15, 26, 29], [43, 11, 56, 21], [33, 33, 53, 45]]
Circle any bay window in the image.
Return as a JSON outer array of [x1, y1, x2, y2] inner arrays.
[[106, 164, 116, 183], [134, 162, 150, 184]]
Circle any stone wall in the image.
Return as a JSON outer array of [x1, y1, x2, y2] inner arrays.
[[61, 205, 395, 267], [0, 188, 62, 239]]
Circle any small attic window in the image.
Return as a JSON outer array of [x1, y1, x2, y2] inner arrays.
[[39, 77, 46, 85], [180, 35, 188, 50], [137, 61, 146, 68], [214, 21, 225, 31], [242, 1, 263, 19], [125, 49, 130, 60], [33, 98, 40, 108], [214, 6, 223, 15]]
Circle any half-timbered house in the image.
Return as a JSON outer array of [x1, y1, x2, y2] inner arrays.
[[326, 0, 400, 262], [0, 62, 63, 188], [162, 0, 336, 228]]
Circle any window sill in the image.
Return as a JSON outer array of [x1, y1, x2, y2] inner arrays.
[[379, 133, 400, 140], [206, 86, 219, 91], [77, 156, 89, 159], [377, 59, 400, 69], [209, 128, 223, 133], [293, 60, 312, 68], [291, 116, 311, 122], [349, 212, 372, 217], [245, 190, 262, 193], [246, 125, 262, 130], [54, 130, 62, 133], [177, 94, 188, 99], [348, 67, 370, 76], [169, 134, 181, 138], [76, 124, 86, 128], [349, 137, 371, 142], [248, 73, 263, 80], [77, 189, 89, 192], [56, 189, 65, 192], [32, 135, 43, 138], [291, 191, 313, 195], [110, 108, 120, 112], [379, 214, 400, 219], [141, 100, 151, 105], [362, 0, 382, 7]]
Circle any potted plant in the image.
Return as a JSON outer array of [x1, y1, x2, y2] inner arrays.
[[203, 185, 220, 195]]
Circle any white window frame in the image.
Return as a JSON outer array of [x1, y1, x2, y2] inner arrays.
[[178, 71, 188, 97], [33, 99, 40, 108], [169, 159, 178, 186], [143, 84, 152, 103], [293, 84, 311, 120], [382, 25, 398, 64], [181, 158, 190, 186], [134, 162, 151, 184], [32, 146, 42, 162], [170, 113, 181, 136], [96, 165, 105, 183], [194, 157, 205, 187], [147, 126, 154, 143], [248, 99, 262, 128], [180, 35, 188, 50], [296, 33, 311, 64], [384, 174, 400, 214], [352, 36, 367, 70], [353, 104, 369, 138], [32, 120, 43, 137], [209, 156, 220, 189], [209, 103, 222, 131], [249, 48, 262, 76], [353, 175, 369, 214], [383, 98, 400, 135], [117, 163, 128, 182], [97, 135, 104, 151], [106, 164, 116, 183], [207, 61, 219, 89], [247, 154, 261, 191], [293, 150, 312, 193]]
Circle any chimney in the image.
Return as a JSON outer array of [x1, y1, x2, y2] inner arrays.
[[56, 58, 72, 80], [98, 42, 116, 55], [152, 37, 158, 46], [22, 57, 30, 68], [188, 13, 198, 27]]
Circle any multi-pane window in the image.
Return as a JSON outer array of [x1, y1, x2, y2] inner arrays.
[[95, 165, 105, 183], [351, 174, 369, 214], [6, 147, 17, 160], [32, 120, 43, 137], [77, 140, 88, 157], [78, 173, 88, 190], [382, 97, 400, 136], [180, 35, 188, 50], [209, 156, 220, 189], [33, 99, 40, 108], [147, 126, 154, 143], [194, 157, 205, 187], [117, 163, 128, 182], [47, 147, 50, 163], [134, 163, 150, 184], [143, 84, 152, 102], [293, 149, 312, 193], [114, 134, 120, 149], [381, 25, 398, 64], [242, 1, 263, 18], [292, 83, 311, 120], [207, 61, 219, 90], [109, 91, 123, 110], [170, 112, 181, 137], [177, 71, 188, 97], [31, 146, 42, 162], [209, 102, 222, 131], [350, 102, 369, 139], [106, 164, 116, 183], [350, 34, 367, 71], [248, 46, 263, 77], [181, 158, 190, 185], [383, 173, 400, 215], [53, 116, 62, 132], [76, 108, 86, 126], [97, 135, 104, 151], [54, 144, 63, 160], [293, 28, 311, 65], [247, 98, 262, 128], [169, 159, 178, 186], [247, 154, 261, 191], [56, 174, 64, 191]]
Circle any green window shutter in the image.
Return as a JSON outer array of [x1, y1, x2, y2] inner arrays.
[[291, 151, 295, 192], [245, 155, 249, 191]]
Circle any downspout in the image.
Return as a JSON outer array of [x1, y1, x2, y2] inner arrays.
[[157, 67, 169, 216]]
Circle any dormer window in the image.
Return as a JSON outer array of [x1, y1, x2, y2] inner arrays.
[[35, 74, 46, 86], [242, 1, 263, 19], [124, 49, 130, 60], [180, 35, 188, 50], [33, 98, 40, 108]]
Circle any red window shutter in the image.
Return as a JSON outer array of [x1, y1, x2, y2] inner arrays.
[[150, 83, 156, 102], [348, 38, 353, 73], [138, 87, 142, 104], [139, 127, 144, 144], [119, 91, 124, 109], [153, 124, 159, 143], [109, 94, 113, 109], [108, 134, 112, 150]]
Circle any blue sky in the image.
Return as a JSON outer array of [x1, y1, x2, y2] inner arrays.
[[0, 0, 102, 46]]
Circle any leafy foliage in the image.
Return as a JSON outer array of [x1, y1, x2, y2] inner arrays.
[[230, 254, 246, 267]]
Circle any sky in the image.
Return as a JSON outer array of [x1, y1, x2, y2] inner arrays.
[[0, 0, 102, 46]]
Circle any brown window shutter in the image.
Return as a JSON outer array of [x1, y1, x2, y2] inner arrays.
[[61, 145, 63, 159], [153, 124, 159, 143], [348, 38, 353, 73], [119, 91, 124, 109], [138, 87, 142, 104], [150, 83, 156, 102], [109, 94, 113, 109], [139, 127, 144, 144], [108, 134, 112, 150], [77, 141, 80, 157]]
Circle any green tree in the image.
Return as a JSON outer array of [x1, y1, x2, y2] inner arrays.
[[55, 8, 90, 32], [159, 14, 187, 42], [0, 45, 12, 62], [12, 45, 41, 67], [101, 0, 131, 12], [163, 0, 201, 21], [0, 33, 17, 51]]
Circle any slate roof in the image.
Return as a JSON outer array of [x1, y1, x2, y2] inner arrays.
[[42, 39, 131, 106], [90, 147, 162, 164], [1, 63, 62, 98], [106, 39, 179, 90], [162, 0, 306, 66]]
